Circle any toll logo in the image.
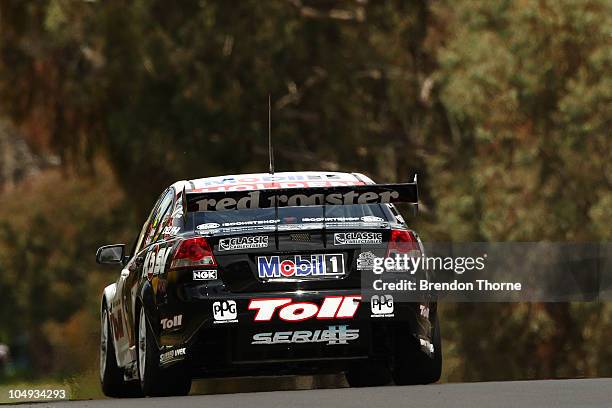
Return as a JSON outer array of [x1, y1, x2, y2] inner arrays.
[[248, 295, 361, 322], [257, 254, 345, 280], [161, 315, 183, 330]]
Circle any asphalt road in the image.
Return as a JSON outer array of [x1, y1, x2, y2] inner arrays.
[[12, 378, 611, 408]]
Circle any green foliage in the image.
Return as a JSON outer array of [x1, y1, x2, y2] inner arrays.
[[0, 164, 132, 375], [431, 0, 611, 241], [430, 0, 612, 382], [1, 0, 436, 215]]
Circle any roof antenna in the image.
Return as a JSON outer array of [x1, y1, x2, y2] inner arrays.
[[268, 94, 274, 174], [269, 94, 279, 248]]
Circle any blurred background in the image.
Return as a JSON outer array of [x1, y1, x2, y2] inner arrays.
[[0, 0, 610, 399]]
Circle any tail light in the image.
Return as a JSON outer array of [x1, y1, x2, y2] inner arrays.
[[170, 237, 217, 269], [386, 229, 422, 258]]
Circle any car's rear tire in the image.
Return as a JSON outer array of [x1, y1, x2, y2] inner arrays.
[[100, 306, 142, 397], [345, 359, 391, 387], [392, 318, 442, 385], [136, 306, 191, 397]]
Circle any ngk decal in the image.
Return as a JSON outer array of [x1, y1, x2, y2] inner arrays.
[[257, 254, 345, 280], [334, 232, 382, 245], [161, 315, 183, 330], [193, 269, 217, 280], [248, 295, 361, 322], [219, 236, 268, 251], [142, 246, 173, 280]]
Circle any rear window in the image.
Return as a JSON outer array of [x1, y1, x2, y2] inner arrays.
[[191, 204, 391, 230]]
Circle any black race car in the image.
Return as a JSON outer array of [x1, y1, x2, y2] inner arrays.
[[97, 171, 441, 397]]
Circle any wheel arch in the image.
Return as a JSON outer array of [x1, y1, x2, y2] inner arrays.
[[135, 281, 161, 350], [100, 283, 120, 368], [101, 283, 117, 312]]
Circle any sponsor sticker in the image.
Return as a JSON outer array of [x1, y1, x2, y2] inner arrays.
[[110, 311, 124, 340], [251, 325, 359, 346], [257, 254, 345, 280], [217, 225, 276, 233], [420, 338, 435, 353], [193, 269, 217, 280], [161, 315, 183, 330], [360, 216, 385, 223], [194, 180, 363, 193], [357, 251, 376, 271], [194, 185, 413, 210], [213, 300, 237, 324], [197, 223, 220, 230], [334, 232, 382, 245], [142, 245, 173, 280], [192, 172, 360, 191], [370, 294, 394, 318], [221, 220, 279, 227], [248, 295, 361, 322], [277, 224, 321, 231], [219, 236, 268, 251], [162, 226, 180, 235], [302, 217, 360, 222], [159, 347, 186, 364]]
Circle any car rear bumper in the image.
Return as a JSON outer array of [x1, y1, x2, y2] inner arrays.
[[157, 289, 430, 377]]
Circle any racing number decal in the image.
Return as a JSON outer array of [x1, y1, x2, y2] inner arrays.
[[329, 255, 339, 273]]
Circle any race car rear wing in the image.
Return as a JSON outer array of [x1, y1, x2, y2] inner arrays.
[[184, 182, 418, 212]]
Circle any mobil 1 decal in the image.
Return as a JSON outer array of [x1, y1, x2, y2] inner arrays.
[[257, 254, 345, 281]]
